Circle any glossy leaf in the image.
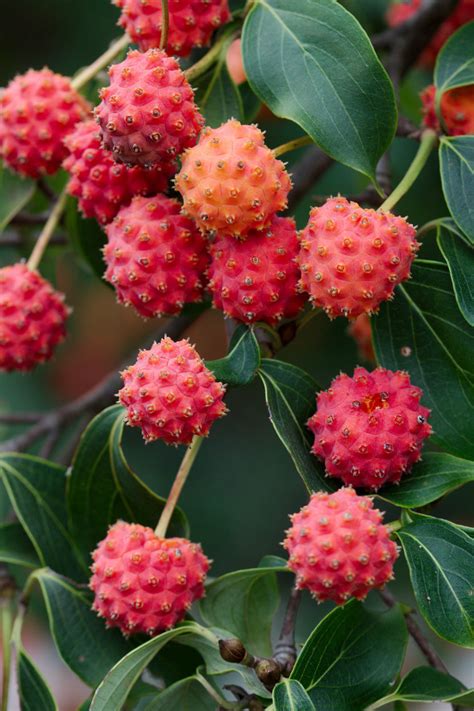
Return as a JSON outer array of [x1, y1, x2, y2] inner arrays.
[[206, 325, 260, 385], [273, 679, 315, 711], [371, 667, 474, 708], [65, 196, 108, 280], [291, 602, 408, 710], [379, 452, 474, 508], [242, 0, 397, 183], [17, 650, 58, 711], [397, 513, 474, 647], [0, 454, 85, 580], [67, 405, 188, 565], [372, 260, 474, 460], [435, 21, 474, 92], [195, 59, 243, 127], [137, 676, 216, 710], [0, 521, 40, 568], [439, 135, 474, 244], [0, 165, 35, 233], [258, 358, 332, 493], [437, 221, 474, 326]]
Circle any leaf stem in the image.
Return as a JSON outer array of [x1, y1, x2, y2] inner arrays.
[[417, 217, 448, 238], [196, 670, 241, 710], [273, 135, 314, 158], [27, 187, 68, 271], [155, 435, 204, 538], [0, 582, 15, 711], [71, 34, 130, 91], [184, 31, 238, 84], [160, 0, 169, 51], [387, 519, 402, 533], [379, 129, 437, 213]]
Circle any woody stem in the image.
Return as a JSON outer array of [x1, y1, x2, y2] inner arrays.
[[160, 0, 169, 51]]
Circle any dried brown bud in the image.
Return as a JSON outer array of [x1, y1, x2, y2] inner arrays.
[[218, 638, 247, 664], [255, 658, 282, 689]]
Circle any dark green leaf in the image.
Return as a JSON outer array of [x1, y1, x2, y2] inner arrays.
[[291, 602, 408, 710], [435, 21, 474, 92], [195, 59, 243, 127], [137, 676, 216, 710], [206, 325, 260, 385], [439, 135, 474, 244], [17, 649, 58, 711], [273, 679, 315, 711], [65, 196, 108, 280], [437, 221, 474, 326], [372, 260, 474, 460], [35, 568, 134, 687], [0, 454, 85, 580], [397, 513, 474, 647], [199, 562, 288, 656], [258, 359, 332, 493], [0, 165, 35, 232], [0, 521, 40, 568], [67, 405, 188, 566], [379, 452, 474, 508], [242, 0, 397, 183], [370, 667, 474, 708]]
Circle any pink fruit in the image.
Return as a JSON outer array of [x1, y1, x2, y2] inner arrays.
[[226, 39, 246, 85], [421, 84, 474, 136]]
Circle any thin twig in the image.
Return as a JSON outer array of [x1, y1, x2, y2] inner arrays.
[[10, 212, 50, 226], [286, 147, 334, 213], [71, 34, 130, 91], [27, 188, 68, 271], [0, 232, 67, 248], [0, 412, 43, 425], [36, 178, 56, 202], [273, 586, 302, 675]]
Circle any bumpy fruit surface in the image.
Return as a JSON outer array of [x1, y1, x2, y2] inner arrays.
[[0, 263, 69, 371], [104, 195, 209, 317], [0, 68, 90, 178], [96, 49, 204, 168], [119, 337, 227, 444], [64, 120, 176, 224], [421, 84, 474, 136], [283, 488, 399, 604], [297, 197, 419, 319], [175, 120, 292, 239], [115, 0, 230, 56], [208, 216, 305, 325], [387, 0, 474, 65], [308, 366, 431, 490], [347, 314, 375, 363], [90, 521, 210, 636]]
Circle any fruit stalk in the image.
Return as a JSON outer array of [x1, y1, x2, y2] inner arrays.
[[160, 0, 169, 50], [155, 435, 204, 537], [27, 187, 68, 271], [184, 29, 238, 83], [71, 33, 130, 91], [273, 134, 314, 158]]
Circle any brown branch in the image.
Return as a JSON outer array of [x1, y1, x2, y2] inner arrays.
[[0, 232, 67, 248], [9, 211, 50, 226], [273, 586, 302, 675], [286, 147, 334, 213]]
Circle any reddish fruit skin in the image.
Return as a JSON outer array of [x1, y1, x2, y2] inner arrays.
[[226, 38, 246, 85], [115, 0, 231, 56], [96, 49, 205, 168], [308, 367, 432, 490], [175, 120, 292, 239], [104, 195, 209, 318], [421, 84, 474, 136], [207, 216, 306, 325], [90, 521, 210, 636], [347, 314, 375, 363], [119, 336, 227, 444], [297, 197, 419, 319], [387, 0, 474, 65], [0, 68, 90, 178], [63, 120, 176, 225], [0, 263, 69, 371], [283, 488, 399, 604]]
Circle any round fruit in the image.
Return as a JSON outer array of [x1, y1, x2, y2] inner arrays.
[[226, 39, 246, 85], [421, 84, 474, 136]]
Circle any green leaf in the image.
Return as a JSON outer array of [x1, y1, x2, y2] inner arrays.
[[0, 164, 35, 232], [195, 58, 243, 127], [242, 0, 396, 183], [0, 454, 85, 580], [206, 325, 260, 385], [137, 676, 216, 710], [0, 521, 40, 568], [379, 452, 474, 508], [35, 568, 134, 687], [199, 561, 288, 656], [258, 358, 332, 493], [397, 513, 474, 647], [439, 135, 474, 244], [273, 679, 315, 711], [435, 21, 474, 92], [290, 602, 408, 710], [67, 404, 188, 566], [371, 667, 474, 708], [65, 196, 108, 280], [437, 221, 474, 326], [17, 649, 58, 711], [372, 260, 474, 460]]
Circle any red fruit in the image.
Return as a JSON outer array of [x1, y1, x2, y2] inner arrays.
[[283, 488, 399, 604], [63, 120, 176, 225], [0, 68, 90, 179], [207, 216, 306, 325], [421, 84, 474, 136], [104, 195, 209, 317], [0, 263, 69, 371], [90, 521, 210, 636], [96, 49, 205, 168], [347, 314, 375, 363], [308, 366, 432, 490], [297, 197, 419, 319], [119, 336, 227, 444], [175, 119, 292, 239], [115, 0, 231, 56], [387, 0, 474, 65]]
